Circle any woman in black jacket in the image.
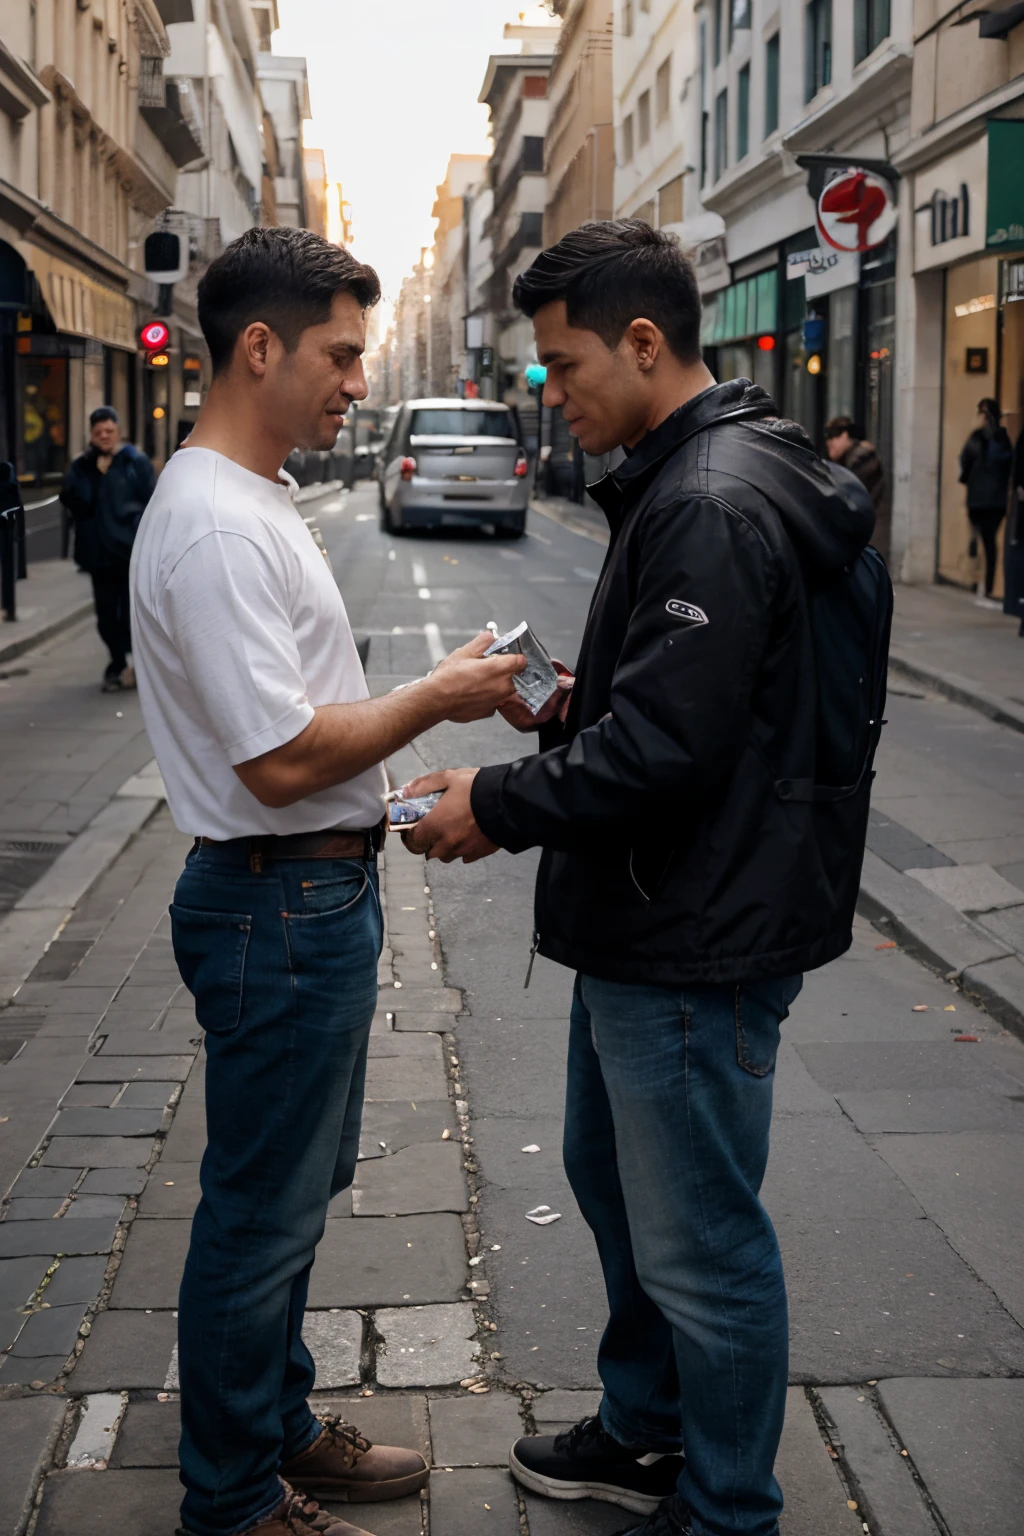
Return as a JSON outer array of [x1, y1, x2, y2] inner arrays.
[[960, 397, 1013, 599]]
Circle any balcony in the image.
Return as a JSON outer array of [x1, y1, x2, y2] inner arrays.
[[140, 72, 206, 168]]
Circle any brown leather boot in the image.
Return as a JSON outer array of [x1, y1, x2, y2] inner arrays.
[[178, 1482, 376, 1536], [280, 1415, 429, 1503]]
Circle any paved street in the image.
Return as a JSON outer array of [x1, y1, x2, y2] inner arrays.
[[1, 480, 1024, 1535]]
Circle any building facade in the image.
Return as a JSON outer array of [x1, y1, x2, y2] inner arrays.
[[544, 0, 614, 243]]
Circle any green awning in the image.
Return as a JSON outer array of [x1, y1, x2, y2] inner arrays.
[[986, 120, 1024, 250]]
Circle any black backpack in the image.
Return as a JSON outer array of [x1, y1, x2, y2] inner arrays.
[[775, 543, 893, 805]]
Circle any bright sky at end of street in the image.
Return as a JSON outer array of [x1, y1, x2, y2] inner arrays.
[[273, 1, 549, 310]]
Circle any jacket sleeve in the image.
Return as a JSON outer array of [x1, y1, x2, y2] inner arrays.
[[59, 462, 89, 521], [960, 435, 979, 486], [471, 494, 779, 854]]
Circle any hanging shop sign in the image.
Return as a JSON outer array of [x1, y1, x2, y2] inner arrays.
[[985, 120, 1024, 249], [817, 170, 897, 253], [786, 246, 860, 296], [139, 320, 170, 352]]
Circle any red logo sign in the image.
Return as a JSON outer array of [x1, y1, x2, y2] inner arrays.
[[817, 170, 897, 253], [139, 321, 170, 351]]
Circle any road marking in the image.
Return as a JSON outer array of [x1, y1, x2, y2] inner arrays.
[[388, 549, 397, 561], [354, 512, 374, 521], [418, 588, 432, 600], [423, 623, 447, 666], [574, 568, 600, 580], [529, 530, 552, 545], [413, 561, 428, 585], [499, 549, 524, 561], [529, 575, 567, 583]]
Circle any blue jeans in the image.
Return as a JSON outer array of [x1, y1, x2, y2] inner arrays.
[[564, 972, 802, 1536], [169, 840, 383, 1536]]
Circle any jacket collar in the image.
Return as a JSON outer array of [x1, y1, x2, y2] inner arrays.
[[586, 379, 777, 530]]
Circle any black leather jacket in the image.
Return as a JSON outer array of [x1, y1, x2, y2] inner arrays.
[[471, 380, 875, 985], [60, 444, 155, 571]]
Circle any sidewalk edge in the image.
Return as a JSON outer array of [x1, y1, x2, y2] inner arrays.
[[0, 599, 94, 666], [857, 849, 1024, 1044], [888, 646, 1024, 736]]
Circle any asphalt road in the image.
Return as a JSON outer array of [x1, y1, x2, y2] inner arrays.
[[317, 480, 1024, 1405]]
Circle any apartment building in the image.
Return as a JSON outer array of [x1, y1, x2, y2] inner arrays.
[[690, 0, 912, 564], [478, 8, 561, 423], [544, 0, 614, 243], [428, 153, 489, 396], [895, 3, 1024, 590]]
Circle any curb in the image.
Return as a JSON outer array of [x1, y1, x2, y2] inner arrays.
[[0, 599, 94, 667], [888, 647, 1024, 737], [0, 770, 166, 1006], [857, 848, 1024, 1043], [530, 496, 608, 546]]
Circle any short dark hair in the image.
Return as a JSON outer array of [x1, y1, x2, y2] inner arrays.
[[978, 397, 1002, 419], [90, 405, 119, 426], [824, 415, 857, 440], [198, 226, 381, 374], [512, 219, 702, 363]]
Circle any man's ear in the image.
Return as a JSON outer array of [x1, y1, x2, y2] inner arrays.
[[626, 318, 661, 374], [240, 321, 272, 377]]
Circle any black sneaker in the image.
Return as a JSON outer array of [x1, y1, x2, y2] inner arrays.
[[613, 1494, 693, 1536], [510, 1415, 684, 1515], [101, 664, 125, 693]]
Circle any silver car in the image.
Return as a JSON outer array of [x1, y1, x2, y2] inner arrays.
[[379, 398, 530, 537]]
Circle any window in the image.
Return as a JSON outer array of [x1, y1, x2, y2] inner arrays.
[[659, 174, 684, 225], [622, 0, 633, 37], [737, 64, 750, 161], [622, 113, 634, 163], [634, 199, 655, 225], [656, 56, 672, 123], [805, 0, 832, 102], [411, 409, 516, 439], [764, 32, 780, 136], [855, 0, 890, 63], [522, 76, 547, 99], [713, 0, 722, 66], [714, 88, 728, 180], [638, 89, 651, 146]]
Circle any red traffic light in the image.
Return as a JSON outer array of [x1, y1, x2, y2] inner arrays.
[[140, 321, 170, 352]]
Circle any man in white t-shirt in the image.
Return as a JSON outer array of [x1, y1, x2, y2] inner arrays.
[[130, 227, 524, 1536]]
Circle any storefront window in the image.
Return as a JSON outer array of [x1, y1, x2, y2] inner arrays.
[[863, 280, 894, 497], [937, 255, 1000, 591], [826, 286, 857, 422], [16, 356, 67, 484]]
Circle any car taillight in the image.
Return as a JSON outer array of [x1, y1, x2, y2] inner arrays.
[[513, 451, 529, 478], [400, 456, 416, 480]]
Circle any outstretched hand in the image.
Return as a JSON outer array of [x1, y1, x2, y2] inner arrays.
[[399, 768, 497, 864], [499, 660, 575, 733]]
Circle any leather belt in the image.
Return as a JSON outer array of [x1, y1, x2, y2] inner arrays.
[[196, 819, 386, 873]]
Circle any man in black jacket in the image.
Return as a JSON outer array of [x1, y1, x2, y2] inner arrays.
[[403, 222, 875, 1536], [60, 406, 156, 691]]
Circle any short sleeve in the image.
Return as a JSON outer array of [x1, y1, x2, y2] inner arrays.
[[162, 530, 315, 764]]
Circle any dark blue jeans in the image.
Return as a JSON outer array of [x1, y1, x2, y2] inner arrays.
[[564, 972, 802, 1536], [169, 841, 383, 1536]]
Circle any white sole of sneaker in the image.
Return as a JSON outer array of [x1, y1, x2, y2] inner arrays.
[[509, 1447, 663, 1515]]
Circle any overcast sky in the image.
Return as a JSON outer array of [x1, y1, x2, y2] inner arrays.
[[272, 1, 541, 311]]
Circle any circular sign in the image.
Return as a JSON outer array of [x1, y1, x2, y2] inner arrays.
[[817, 170, 897, 253], [139, 320, 170, 351]]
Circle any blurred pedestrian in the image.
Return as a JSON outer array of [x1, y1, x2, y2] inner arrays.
[[824, 415, 887, 558], [59, 406, 155, 691], [129, 227, 523, 1536], [402, 220, 888, 1536], [1005, 424, 1024, 636], [959, 397, 1013, 600]]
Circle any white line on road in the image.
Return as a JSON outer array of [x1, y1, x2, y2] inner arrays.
[[574, 568, 600, 580], [412, 561, 428, 585], [499, 549, 524, 560], [529, 575, 567, 583], [423, 623, 447, 666], [417, 587, 432, 600], [529, 530, 553, 545], [388, 549, 397, 561]]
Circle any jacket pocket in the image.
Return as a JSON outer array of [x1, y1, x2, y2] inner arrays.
[[169, 904, 251, 1037], [734, 976, 802, 1077]]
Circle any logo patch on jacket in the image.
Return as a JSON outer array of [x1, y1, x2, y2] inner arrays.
[[665, 599, 708, 627]]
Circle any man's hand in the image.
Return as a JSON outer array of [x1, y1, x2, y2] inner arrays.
[[399, 769, 497, 863], [499, 660, 575, 733], [428, 633, 526, 724]]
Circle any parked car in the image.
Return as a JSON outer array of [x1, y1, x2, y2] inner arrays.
[[378, 398, 530, 537]]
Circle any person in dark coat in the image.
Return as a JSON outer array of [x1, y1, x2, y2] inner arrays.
[[823, 415, 888, 560], [59, 406, 156, 690], [1005, 425, 1024, 636], [959, 397, 1013, 599]]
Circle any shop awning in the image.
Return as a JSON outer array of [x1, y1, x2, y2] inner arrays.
[[16, 241, 136, 351]]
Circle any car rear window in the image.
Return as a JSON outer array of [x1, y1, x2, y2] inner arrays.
[[411, 409, 517, 439]]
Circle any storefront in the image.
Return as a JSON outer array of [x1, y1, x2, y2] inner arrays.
[[915, 120, 1024, 596], [0, 237, 138, 492]]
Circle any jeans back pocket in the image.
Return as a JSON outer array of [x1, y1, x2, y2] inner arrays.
[[169, 904, 252, 1037]]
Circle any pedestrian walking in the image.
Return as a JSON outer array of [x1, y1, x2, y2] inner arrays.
[[402, 220, 889, 1536], [823, 414, 888, 560], [129, 227, 525, 1536], [59, 405, 155, 691], [959, 397, 1013, 600]]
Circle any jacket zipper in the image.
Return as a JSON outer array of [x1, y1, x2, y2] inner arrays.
[[524, 930, 540, 988]]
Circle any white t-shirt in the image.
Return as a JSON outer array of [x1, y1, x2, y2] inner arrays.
[[130, 446, 387, 840]]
